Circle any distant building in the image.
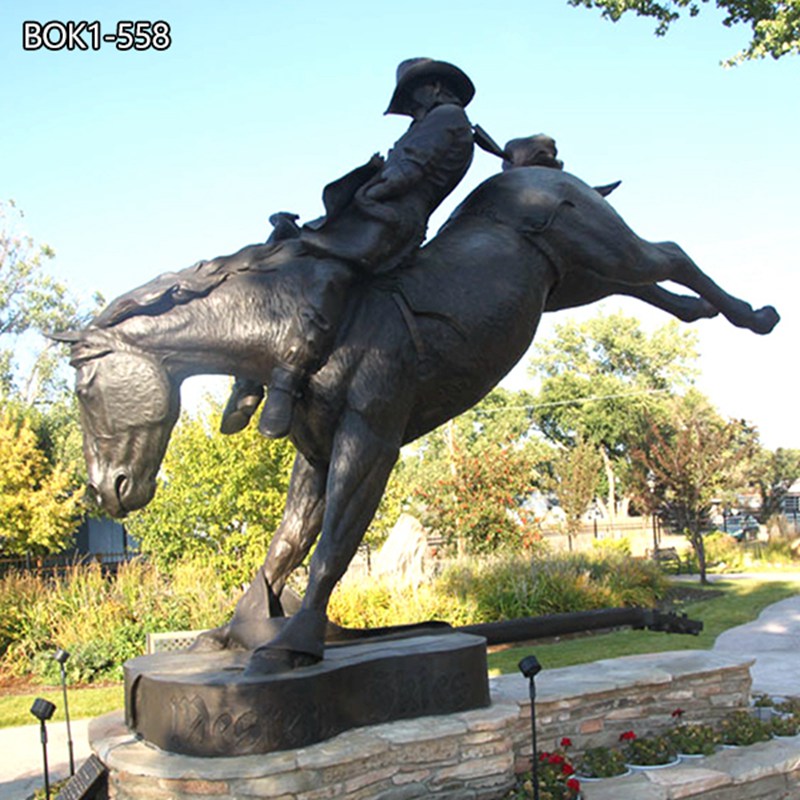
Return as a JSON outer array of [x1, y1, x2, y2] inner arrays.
[[71, 516, 137, 561], [783, 480, 800, 515]]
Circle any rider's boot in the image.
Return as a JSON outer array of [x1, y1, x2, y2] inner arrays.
[[220, 378, 265, 435], [258, 268, 349, 438], [259, 364, 306, 439]]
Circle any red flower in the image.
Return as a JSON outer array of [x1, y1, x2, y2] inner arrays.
[[562, 762, 575, 776], [619, 730, 637, 741], [672, 708, 685, 718], [560, 737, 573, 748], [548, 753, 565, 765], [566, 777, 581, 791], [539, 751, 550, 762]]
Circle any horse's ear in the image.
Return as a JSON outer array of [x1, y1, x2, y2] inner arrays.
[[594, 180, 621, 197], [48, 329, 113, 365], [48, 330, 84, 344], [70, 343, 113, 366]]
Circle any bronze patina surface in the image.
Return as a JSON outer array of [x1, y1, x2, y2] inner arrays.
[[125, 633, 489, 757]]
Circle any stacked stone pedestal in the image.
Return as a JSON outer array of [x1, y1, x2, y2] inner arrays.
[[92, 649, 765, 800]]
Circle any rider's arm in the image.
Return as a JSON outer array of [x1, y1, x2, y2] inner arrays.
[[364, 105, 471, 201]]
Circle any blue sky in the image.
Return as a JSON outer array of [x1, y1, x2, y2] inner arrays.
[[2, 0, 798, 447]]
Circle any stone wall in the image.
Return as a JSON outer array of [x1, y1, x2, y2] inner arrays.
[[91, 650, 755, 800]]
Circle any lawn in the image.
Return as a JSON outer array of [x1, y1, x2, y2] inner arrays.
[[0, 684, 124, 729], [486, 576, 800, 675], [1, 575, 797, 729]]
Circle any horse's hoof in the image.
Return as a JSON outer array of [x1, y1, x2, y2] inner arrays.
[[753, 305, 780, 335], [189, 627, 229, 652], [244, 647, 320, 676]]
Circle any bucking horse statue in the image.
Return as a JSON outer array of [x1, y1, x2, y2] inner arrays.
[[57, 146, 779, 676]]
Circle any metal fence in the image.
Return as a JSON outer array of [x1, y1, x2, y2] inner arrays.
[[0, 550, 139, 578]]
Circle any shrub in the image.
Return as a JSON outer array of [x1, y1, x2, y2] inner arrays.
[[667, 723, 718, 756], [591, 537, 632, 557], [719, 711, 772, 746], [747, 539, 800, 567], [575, 745, 628, 778], [703, 532, 746, 571], [770, 714, 800, 737], [619, 730, 677, 766], [329, 551, 666, 629], [0, 558, 236, 684]]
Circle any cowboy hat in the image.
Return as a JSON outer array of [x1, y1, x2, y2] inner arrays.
[[385, 58, 475, 116]]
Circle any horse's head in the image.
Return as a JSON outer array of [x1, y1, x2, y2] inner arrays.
[[56, 329, 180, 517]]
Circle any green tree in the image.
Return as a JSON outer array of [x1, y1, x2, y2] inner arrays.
[[371, 388, 551, 553], [126, 396, 296, 588], [0, 200, 103, 497], [417, 439, 546, 554], [0, 201, 97, 406], [528, 311, 698, 520], [568, 0, 800, 64], [0, 203, 101, 554], [631, 393, 745, 583], [747, 445, 800, 523], [0, 412, 82, 556], [551, 437, 603, 550]]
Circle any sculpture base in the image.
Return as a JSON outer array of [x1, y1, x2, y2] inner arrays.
[[124, 632, 489, 756]]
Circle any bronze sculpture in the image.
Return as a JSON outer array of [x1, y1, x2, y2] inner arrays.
[[59, 60, 778, 679], [222, 58, 476, 440]]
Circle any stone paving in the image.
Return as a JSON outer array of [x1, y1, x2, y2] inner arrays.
[[0, 718, 92, 800], [714, 594, 800, 698]]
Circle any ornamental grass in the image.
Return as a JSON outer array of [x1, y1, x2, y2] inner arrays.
[[0, 558, 234, 684]]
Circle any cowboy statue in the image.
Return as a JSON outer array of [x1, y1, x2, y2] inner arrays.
[[220, 58, 476, 439]]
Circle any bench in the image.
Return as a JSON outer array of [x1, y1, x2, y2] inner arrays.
[[647, 546, 683, 574]]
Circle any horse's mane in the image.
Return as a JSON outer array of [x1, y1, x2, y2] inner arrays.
[[92, 257, 236, 329]]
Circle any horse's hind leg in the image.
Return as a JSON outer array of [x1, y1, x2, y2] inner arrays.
[[192, 451, 326, 652], [620, 284, 719, 323], [246, 410, 400, 674], [653, 241, 779, 334], [547, 271, 719, 323], [558, 195, 778, 333]]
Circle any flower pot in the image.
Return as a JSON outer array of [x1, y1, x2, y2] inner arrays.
[[752, 707, 777, 722], [576, 768, 632, 782], [625, 756, 681, 771], [678, 752, 706, 761]]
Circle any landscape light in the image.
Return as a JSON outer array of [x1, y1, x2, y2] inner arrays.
[[518, 655, 542, 800], [30, 697, 56, 800], [53, 648, 75, 774]]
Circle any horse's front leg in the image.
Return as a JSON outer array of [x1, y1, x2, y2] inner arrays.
[[245, 410, 400, 674], [192, 451, 327, 652]]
